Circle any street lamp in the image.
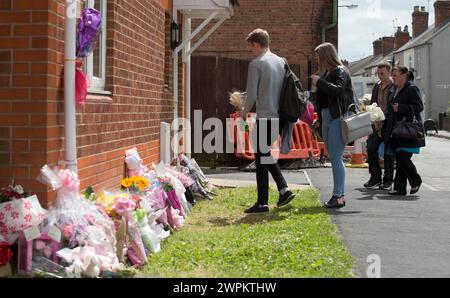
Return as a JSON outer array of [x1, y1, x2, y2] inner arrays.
[[339, 4, 359, 9]]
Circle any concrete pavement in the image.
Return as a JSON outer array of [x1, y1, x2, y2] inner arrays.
[[308, 136, 450, 278], [205, 168, 312, 191], [204, 136, 450, 277]]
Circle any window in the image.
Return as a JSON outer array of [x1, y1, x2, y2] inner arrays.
[[84, 0, 108, 93]]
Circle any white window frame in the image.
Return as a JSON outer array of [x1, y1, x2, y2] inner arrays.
[[84, 0, 108, 93]]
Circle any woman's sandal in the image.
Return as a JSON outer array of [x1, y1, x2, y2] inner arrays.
[[324, 196, 346, 209]]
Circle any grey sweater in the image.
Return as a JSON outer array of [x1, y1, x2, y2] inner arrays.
[[243, 51, 285, 119]]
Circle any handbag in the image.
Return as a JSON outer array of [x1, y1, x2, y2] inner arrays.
[[339, 103, 373, 144], [391, 107, 424, 141]]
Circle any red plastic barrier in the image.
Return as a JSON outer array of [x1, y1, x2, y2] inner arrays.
[[229, 113, 321, 161]]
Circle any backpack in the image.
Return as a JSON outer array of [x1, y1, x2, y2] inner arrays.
[[279, 59, 308, 123]]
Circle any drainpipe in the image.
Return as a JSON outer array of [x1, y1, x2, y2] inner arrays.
[[173, 7, 179, 158], [321, 0, 338, 43], [183, 17, 192, 157], [426, 42, 432, 120], [64, 0, 78, 173]]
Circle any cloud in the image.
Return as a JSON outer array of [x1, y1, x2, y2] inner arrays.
[[339, 0, 435, 61]]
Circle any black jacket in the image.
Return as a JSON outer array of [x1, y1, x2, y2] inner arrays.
[[384, 81, 426, 149], [316, 66, 355, 124]]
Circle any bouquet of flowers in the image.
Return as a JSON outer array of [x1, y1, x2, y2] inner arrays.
[[121, 176, 150, 193], [37, 166, 117, 256], [229, 91, 247, 112], [132, 209, 161, 254], [175, 154, 216, 200], [366, 103, 386, 137], [0, 183, 28, 203], [111, 195, 148, 267]]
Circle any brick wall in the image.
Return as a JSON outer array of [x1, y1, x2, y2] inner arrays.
[[0, 0, 66, 205], [76, 0, 178, 194], [191, 0, 338, 88], [394, 26, 411, 50], [435, 0, 450, 28], [0, 0, 181, 206], [381, 36, 395, 56], [412, 7, 429, 38]]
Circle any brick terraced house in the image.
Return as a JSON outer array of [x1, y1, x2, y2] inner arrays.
[[0, 0, 337, 205]]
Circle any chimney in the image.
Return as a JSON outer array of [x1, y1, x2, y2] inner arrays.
[[373, 38, 382, 56], [394, 25, 411, 50], [412, 6, 429, 38], [381, 36, 395, 55], [435, 0, 450, 28]]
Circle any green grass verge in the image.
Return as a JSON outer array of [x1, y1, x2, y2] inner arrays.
[[141, 187, 354, 278]]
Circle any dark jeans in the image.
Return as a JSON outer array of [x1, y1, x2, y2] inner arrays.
[[367, 132, 394, 183], [394, 151, 422, 193], [253, 119, 288, 206]]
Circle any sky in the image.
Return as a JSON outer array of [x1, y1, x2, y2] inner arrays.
[[339, 0, 436, 62]]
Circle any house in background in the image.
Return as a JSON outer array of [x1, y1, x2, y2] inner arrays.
[[349, 28, 411, 101], [394, 1, 450, 122], [187, 0, 338, 165]]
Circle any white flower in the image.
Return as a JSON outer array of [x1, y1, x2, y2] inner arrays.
[[366, 103, 385, 122], [13, 184, 24, 195]]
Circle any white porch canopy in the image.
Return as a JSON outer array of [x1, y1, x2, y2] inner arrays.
[[167, 0, 234, 162]]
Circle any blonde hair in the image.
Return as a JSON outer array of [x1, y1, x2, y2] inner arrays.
[[315, 42, 342, 76]]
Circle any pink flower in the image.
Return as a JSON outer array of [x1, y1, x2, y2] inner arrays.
[[59, 169, 80, 192], [0, 213, 4, 221], [24, 213, 32, 223], [10, 212, 19, 220], [4, 204, 12, 212], [113, 197, 136, 215], [62, 225, 73, 239], [23, 200, 32, 210]]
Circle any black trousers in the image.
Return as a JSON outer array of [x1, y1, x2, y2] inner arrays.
[[253, 119, 287, 206], [394, 151, 422, 193], [367, 132, 395, 183]]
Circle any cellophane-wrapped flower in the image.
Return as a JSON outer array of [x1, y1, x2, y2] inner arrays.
[[37, 165, 119, 273], [229, 91, 247, 112]]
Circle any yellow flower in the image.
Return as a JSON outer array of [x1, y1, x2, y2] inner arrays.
[[140, 177, 149, 187], [121, 178, 132, 188], [130, 176, 141, 184], [136, 177, 149, 191]]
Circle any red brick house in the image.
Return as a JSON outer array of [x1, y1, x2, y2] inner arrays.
[[0, 0, 337, 205]]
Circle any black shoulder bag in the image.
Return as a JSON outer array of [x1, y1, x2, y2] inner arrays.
[[391, 105, 424, 141]]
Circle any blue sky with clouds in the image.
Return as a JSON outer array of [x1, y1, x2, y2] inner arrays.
[[339, 0, 436, 61]]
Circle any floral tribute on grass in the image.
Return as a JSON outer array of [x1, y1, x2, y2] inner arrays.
[[0, 148, 216, 278]]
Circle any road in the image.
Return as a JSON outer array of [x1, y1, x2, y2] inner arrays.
[[308, 136, 450, 278]]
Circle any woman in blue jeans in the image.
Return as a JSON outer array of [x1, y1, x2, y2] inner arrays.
[[311, 43, 355, 209]]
